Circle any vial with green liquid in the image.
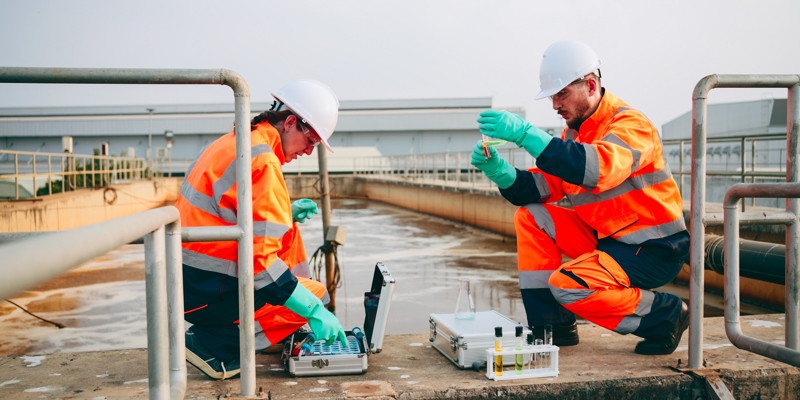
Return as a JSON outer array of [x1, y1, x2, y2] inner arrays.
[[481, 134, 508, 158]]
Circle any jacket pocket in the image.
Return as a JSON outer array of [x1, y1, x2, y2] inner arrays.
[[595, 211, 639, 239]]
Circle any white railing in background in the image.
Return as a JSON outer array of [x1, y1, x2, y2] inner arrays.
[[0, 149, 145, 200], [353, 146, 536, 193]]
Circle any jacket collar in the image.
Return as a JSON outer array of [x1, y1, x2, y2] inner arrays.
[[253, 122, 286, 165]]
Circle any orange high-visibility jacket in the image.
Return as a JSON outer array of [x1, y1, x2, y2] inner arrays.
[[503, 90, 686, 244], [176, 122, 298, 305]]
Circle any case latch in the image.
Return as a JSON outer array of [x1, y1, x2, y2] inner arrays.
[[450, 336, 459, 353], [311, 359, 329, 369], [429, 318, 437, 341]]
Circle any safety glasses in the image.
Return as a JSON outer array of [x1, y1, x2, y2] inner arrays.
[[298, 123, 321, 148], [548, 75, 592, 102]]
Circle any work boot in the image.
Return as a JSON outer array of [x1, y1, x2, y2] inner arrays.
[[634, 302, 690, 355], [531, 321, 579, 346], [185, 329, 241, 380]]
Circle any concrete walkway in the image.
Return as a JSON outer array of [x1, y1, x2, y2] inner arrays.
[[1, 313, 798, 399]]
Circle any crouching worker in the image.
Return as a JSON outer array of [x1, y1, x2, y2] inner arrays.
[[472, 40, 690, 355], [176, 79, 346, 380]]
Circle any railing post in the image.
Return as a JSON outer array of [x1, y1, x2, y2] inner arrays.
[[787, 83, 800, 350], [457, 152, 461, 188], [32, 154, 37, 198], [689, 75, 713, 370], [741, 137, 747, 211], [679, 140, 685, 198], [165, 221, 187, 399], [144, 225, 170, 400], [14, 153, 18, 199]]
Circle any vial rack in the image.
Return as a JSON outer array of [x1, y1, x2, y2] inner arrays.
[[484, 345, 559, 381]]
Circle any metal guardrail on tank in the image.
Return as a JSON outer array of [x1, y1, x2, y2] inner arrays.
[[689, 74, 800, 369], [0, 149, 146, 200], [0, 67, 257, 399]]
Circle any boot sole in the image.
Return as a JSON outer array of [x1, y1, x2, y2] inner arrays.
[[186, 347, 241, 380]]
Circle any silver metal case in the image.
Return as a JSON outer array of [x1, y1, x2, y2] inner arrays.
[[285, 262, 395, 376], [429, 310, 530, 369]]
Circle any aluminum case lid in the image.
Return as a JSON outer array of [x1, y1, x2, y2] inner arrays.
[[364, 262, 395, 354], [430, 310, 526, 338]]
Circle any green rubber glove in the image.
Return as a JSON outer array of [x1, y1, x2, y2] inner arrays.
[[470, 141, 516, 189], [291, 199, 319, 223], [284, 283, 347, 346], [477, 110, 554, 158]]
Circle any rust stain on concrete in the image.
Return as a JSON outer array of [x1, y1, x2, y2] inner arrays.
[[341, 380, 396, 398]]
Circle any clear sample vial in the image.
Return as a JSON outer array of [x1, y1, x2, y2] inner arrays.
[[514, 326, 523, 375], [454, 278, 476, 320], [494, 327, 503, 376], [526, 332, 534, 370], [543, 324, 553, 346], [534, 339, 544, 369]]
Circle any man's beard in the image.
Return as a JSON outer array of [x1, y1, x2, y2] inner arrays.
[[565, 96, 591, 131]]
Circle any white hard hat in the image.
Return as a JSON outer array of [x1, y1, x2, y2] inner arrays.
[[534, 40, 604, 100], [271, 79, 339, 152]]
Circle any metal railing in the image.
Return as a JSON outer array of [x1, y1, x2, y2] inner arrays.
[[0, 149, 145, 200], [0, 67, 256, 399], [689, 74, 800, 369], [665, 134, 789, 210], [722, 183, 800, 366], [0, 207, 185, 399], [353, 146, 536, 193], [352, 136, 792, 206]]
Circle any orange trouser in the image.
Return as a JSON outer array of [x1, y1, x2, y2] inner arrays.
[[185, 224, 329, 360], [516, 204, 686, 338]]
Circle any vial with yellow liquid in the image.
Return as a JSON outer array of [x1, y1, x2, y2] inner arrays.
[[494, 326, 503, 376]]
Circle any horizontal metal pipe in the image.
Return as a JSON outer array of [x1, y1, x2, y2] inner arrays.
[[693, 74, 800, 100], [0, 225, 246, 246], [0, 206, 180, 299], [704, 234, 788, 285], [0, 67, 226, 85], [723, 183, 800, 205], [703, 211, 797, 227]]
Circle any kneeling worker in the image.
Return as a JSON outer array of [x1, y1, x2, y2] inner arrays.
[[176, 79, 347, 379], [472, 40, 690, 355]]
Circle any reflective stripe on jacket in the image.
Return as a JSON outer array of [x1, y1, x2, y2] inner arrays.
[[501, 90, 686, 245], [176, 122, 297, 305]]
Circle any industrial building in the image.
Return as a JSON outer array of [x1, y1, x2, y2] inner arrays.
[[0, 97, 536, 167]]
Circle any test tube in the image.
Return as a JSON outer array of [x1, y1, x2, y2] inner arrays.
[[541, 325, 551, 369], [526, 333, 534, 370], [534, 339, 544, 369], [543, 324, 553, 346], [494, 327, 503, 377], [514, 326, 523, 375]]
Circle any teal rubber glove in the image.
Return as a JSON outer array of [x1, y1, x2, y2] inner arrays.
[[470, 141, 516, 189], [284, 283, 347, 346], [477, 110, 554, 158], [291, 199, 319, 223]]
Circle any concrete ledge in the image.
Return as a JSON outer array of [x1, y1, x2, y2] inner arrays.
[[2, 314, 798, 399], [0, 178, 182, 232]]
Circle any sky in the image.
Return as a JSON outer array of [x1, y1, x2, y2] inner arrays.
[[1, 0, 798, 130]]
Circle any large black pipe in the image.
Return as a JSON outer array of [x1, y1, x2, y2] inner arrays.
[[704, 234, 787, 285]]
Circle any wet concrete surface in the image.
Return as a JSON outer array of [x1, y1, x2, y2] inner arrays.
[[1, 314, 798, 399], [0, 198, 775, 359]]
